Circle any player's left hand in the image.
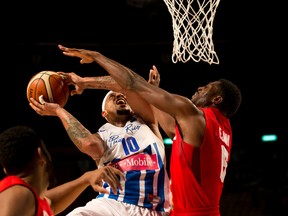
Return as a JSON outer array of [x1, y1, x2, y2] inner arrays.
[[148, 65, 160, 87], [87, 166, 125, 195], [29, 97, 61, 117]]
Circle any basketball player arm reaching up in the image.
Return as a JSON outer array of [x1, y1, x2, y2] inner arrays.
[[30, 70, 162, 156], [60, 63, 175, 139], [58, 45, 203, 144], [58, 69, 162, 140], [29, 98, 106, 160]]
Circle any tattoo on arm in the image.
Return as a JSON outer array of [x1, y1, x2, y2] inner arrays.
[[86, 76, 121, 91], [66, 119, 90, 150]]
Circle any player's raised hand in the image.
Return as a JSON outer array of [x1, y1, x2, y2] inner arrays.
[[57, 72, 85, 96], [58, 44, 96, 64], [148, 65, 160, 87]]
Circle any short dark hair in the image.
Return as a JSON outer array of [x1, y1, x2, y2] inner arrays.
[[0, 125, 43, 174], [218, 79, 242, 117]]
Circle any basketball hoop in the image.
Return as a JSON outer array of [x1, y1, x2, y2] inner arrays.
[[163, 0, 221, 64]]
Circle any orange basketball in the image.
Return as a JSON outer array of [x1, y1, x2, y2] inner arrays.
[[27, 71, 70, 107]]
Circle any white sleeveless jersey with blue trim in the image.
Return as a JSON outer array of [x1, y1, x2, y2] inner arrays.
[[97, 116, 171, 213]]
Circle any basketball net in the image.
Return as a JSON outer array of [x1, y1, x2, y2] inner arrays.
[[163, 0, 221, 64]]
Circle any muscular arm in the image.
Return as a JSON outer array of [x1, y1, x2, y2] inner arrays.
[[58, 45, 182, 119], [46, 166, 124, 215], [59, 46, 183, 123], [63, 73, 159, 128], [58, 45, 205, 146], [59, 72, 123, 96], [29, 98, 105, 160], [97, 60, 205, 146], [58, 49, 162, 140]]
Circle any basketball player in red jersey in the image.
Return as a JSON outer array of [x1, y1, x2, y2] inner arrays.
[[57, 44, 242, 216], [0, 125, 124, 216]]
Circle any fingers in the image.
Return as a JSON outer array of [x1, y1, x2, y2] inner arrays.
[[103, 168, 122, 192], [100, 166, 125, 195], [58, 44, 94, 65], [57, 72, 66, 78], [29, 98, 45, 116], [30, 97, 44, 108], [107, 166, 126, 181], [29, 97, 60, 117], [148, 65, 160, 86], [70, 90, 77, 96], [152, 65, 158, 72], [57, 72, 70, 84], [58, 44, 75, 57], [149, 70, 156, 79], [58, 44, 67, 51], [93, 185, 110, 194], [71, 87, 84, 96], [88, 166, 125, 195], [58, 44, 77, 54], [149, 65, 159, 77], [148, 70, 157, 84]]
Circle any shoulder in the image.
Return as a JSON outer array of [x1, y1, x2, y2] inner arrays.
[[97, 122, 118, 141], [0, 184, 36, 215], [3, 183, 35, 196], [98, 122, 113, 132]]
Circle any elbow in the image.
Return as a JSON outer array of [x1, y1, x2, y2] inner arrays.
[[81, 139, 105, 159]]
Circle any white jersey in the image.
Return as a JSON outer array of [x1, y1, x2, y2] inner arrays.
[[97, 115, 171, 213]]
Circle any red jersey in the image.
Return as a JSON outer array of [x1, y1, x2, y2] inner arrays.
[[170, 107, 232, 216], [0, 175, 54, 216]]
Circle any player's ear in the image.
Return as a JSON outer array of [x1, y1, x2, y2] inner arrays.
[[101, 110, 108, 118], [3, 168, 7, 174], [212, 95, 223, 105], [37, 147, 45, 165]]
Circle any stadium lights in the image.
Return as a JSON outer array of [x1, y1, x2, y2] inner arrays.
[[163, 138, 173, 145], [261, 134, 278, 142]]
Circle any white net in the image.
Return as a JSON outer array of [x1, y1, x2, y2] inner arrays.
[[163, 0, 221, 64]]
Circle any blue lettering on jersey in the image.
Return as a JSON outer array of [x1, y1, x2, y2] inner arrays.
[[125, 123, 140, 134]]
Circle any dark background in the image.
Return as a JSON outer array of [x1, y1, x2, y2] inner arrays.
[[1, 1, 287, 215]]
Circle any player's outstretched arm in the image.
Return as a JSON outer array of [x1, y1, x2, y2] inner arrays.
[[58, 44, 180, 119], [45, 166, 125, 215], [58, 71, 122, 96]]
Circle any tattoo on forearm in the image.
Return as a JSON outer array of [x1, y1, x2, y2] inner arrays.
[[86, 76, 118, 90], [66, 119, 89, 150]]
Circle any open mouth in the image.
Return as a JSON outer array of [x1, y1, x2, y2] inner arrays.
[[116, 98, 126, 105]]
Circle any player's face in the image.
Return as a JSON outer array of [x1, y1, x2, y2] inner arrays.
[[105, 92, 132, 116], [191, 81, 220, 107]]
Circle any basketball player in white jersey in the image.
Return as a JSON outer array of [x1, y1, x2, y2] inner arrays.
[[29, 89, 171, 215]]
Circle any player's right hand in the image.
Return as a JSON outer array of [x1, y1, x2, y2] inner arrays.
[[58, 72, 85, 96]]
